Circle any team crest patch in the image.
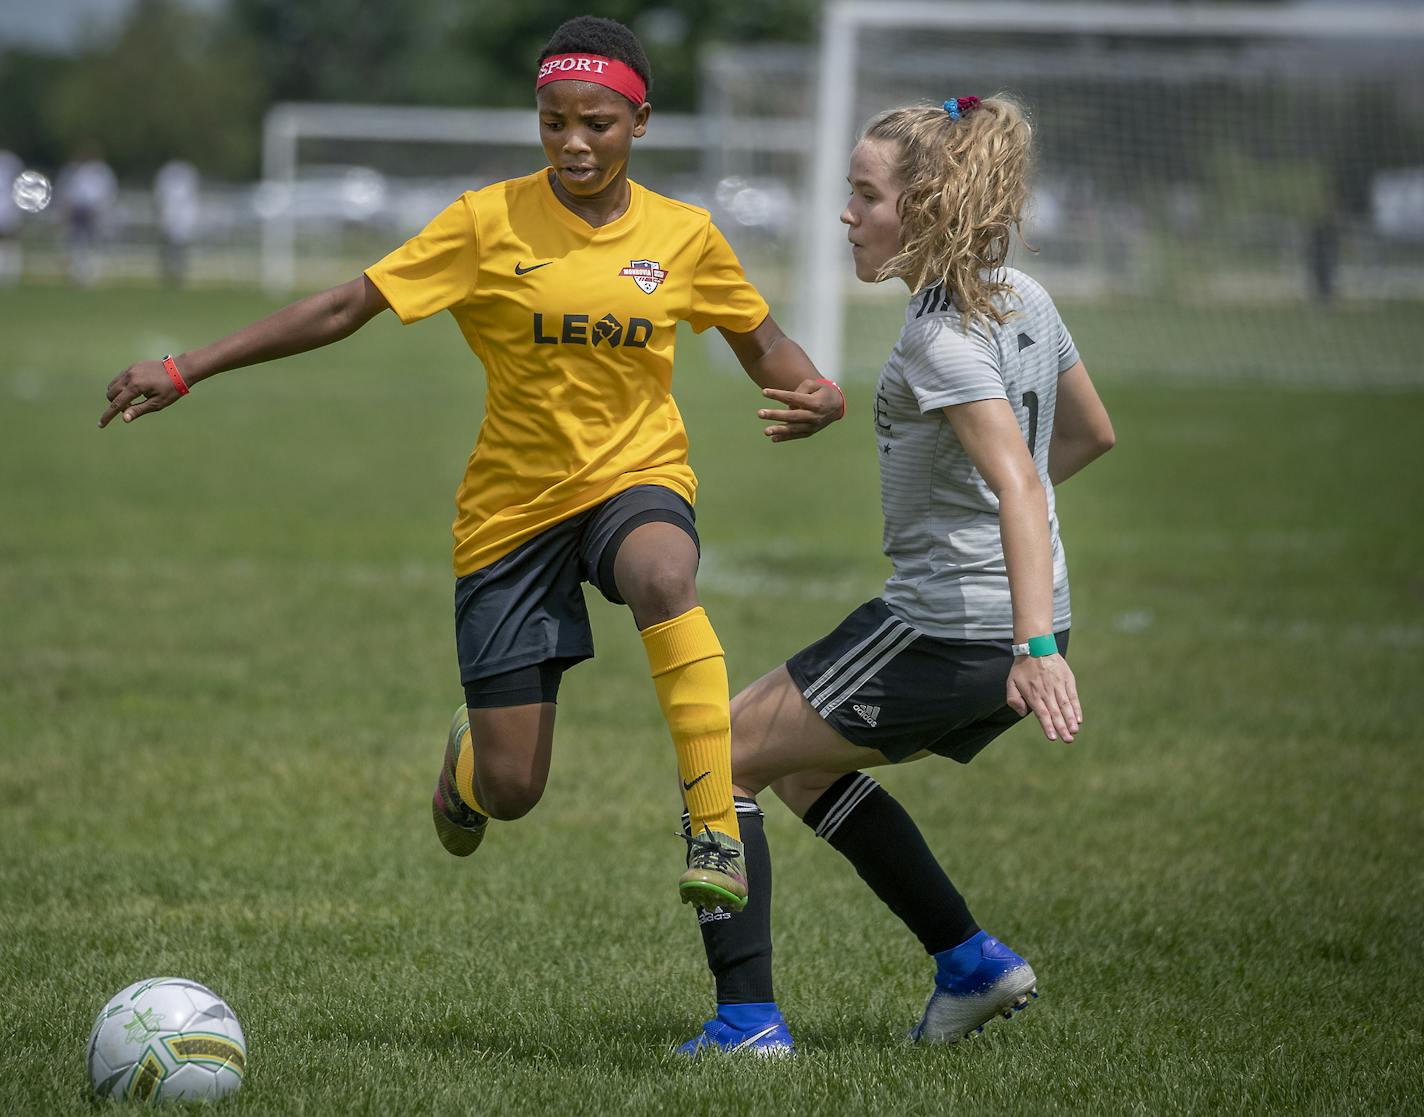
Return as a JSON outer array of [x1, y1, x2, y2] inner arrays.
[[619, 259, 667, 294]]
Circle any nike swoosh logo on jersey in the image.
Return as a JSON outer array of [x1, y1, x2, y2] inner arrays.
[[683, 771, 711, 792], [514, 261, 552, 275]]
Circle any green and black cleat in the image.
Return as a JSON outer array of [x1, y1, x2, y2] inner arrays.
[[679, 828, 748, 912]]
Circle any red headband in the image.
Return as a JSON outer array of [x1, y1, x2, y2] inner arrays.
[[536, 53, 647, 106]]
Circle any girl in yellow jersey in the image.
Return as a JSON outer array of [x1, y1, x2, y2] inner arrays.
[[98, 16, 844, 912]]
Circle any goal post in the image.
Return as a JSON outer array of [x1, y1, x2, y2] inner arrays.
[[799, 2, 1424, 384]]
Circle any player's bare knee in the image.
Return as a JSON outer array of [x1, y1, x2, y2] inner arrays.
[[628, 564, 697, 628], [468, 721, 549, 820], [478, 772, 545, 820]]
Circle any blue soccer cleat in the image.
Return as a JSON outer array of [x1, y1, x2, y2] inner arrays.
[[678, 1003, 795, 1057], [910, 930, 1039, 1044]]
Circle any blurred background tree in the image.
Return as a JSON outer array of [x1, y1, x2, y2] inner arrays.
[[0, 0, 822, 180], [2, 0, 263, 178], [68, 1, 261, 178]]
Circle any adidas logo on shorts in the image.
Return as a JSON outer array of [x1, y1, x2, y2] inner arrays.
[[852, 703, 881, 727]]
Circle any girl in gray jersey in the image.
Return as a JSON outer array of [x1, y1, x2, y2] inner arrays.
[[681, 95, 1115, 1055]]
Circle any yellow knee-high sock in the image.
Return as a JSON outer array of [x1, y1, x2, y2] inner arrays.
[[641, 606, 740, 841], [453, 720, 490, 816]]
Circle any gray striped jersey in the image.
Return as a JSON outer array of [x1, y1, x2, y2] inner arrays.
[[875, 267, 1079, 639]]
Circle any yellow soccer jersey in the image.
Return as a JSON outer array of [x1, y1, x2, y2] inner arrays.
[[365, 169, 769, 576]]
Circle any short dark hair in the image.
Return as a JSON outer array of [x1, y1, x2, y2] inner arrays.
[[538, 16, 652, 98]]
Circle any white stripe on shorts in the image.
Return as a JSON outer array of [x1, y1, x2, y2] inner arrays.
[[802, 616, 915, 709], [816, 624, 920, 718], [814, 773, 881, 840]]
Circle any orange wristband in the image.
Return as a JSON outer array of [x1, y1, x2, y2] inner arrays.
[[162, 354, 190, 396], [817, 377, 845, 419]]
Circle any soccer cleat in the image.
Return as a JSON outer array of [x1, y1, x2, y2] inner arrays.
[[677, 1003, 794, 1058], [431, 705, 489, 857], [910, 930, 1039, 1044], [679, 828, 749, 912]]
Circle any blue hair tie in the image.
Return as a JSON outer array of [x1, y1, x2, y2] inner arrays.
[[943, 96, 981, 122]]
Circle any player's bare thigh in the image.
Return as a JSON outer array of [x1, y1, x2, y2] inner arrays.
[[729, 664, 924, 801]]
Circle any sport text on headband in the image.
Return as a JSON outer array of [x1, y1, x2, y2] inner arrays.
[[537, 54, 647, 106]]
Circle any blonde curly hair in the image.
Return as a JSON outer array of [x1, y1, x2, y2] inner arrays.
[[863, 94, 1033, 328]]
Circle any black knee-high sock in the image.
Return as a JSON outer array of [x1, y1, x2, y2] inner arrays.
[[684, 796, 773, 1004], [802, 772, 978, 955]]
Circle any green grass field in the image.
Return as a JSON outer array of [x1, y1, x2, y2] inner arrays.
[[2, 284, 1422, 1114]]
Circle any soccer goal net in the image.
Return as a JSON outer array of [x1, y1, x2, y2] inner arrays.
[[787, 2, 1424, 386], [258, 102, 807, 296]]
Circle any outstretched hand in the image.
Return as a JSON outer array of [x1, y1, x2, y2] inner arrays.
[[757, 379, 843, 443], [99, 360, 184, 428], [1006, 653, 1082, 743]]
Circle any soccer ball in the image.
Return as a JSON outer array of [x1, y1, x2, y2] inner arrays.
[[87, 977, 246, 1103]]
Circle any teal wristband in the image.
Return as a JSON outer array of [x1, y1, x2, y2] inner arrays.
[[1027, 634, 1058, 658]]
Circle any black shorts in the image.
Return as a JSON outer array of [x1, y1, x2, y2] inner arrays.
[[454, 484, 697, 697], [785, 598, 1069, 764]]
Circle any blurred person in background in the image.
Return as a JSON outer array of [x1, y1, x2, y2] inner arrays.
[[57, 144, 117, 286], [154, 159, 201, 287], [1308, 215, 1339, 304], [0, 150, 22, 285]]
